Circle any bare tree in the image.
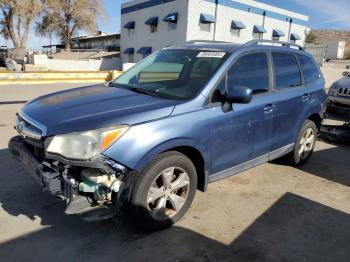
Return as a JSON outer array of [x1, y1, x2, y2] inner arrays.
[[0, 0, 41, 59], [37, 0, 107, 50]]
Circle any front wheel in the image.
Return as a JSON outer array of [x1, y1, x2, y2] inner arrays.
[[128, 151, 197, 231], [285, 120, 317, 166]]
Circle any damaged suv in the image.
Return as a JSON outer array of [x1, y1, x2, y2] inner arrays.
[[9, 40, 326, 230], [327, 71, 350, 114]]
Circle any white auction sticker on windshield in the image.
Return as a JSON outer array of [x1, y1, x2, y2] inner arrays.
[[197, 52, 226, 58]]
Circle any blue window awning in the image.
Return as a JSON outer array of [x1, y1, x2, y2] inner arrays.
[[145, 17, 158, 26], [253, 25, 267, 33], [200, 13, 216, 24], [163, 12, 178, 23], [124, 21, 135, 29], [272, 29, 285, 37], [231, 20, 246, 29], [290, 33, 301, 40], [137, 47, 152, 54], [123, 48, 134, 54]]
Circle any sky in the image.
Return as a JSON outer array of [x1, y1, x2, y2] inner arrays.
[[1, 0, 350, 49]]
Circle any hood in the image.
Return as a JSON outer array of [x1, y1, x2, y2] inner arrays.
[[21, 84, 176, 136], [334, 76, 350, 88]]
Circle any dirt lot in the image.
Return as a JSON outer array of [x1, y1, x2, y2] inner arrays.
[[0, 63, 350, 262]]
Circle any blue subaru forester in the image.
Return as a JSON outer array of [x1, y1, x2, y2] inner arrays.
[[9, 40, 326, 230]]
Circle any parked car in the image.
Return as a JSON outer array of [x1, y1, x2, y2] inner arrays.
[[327, 71, 350, 115], [9, 40, 326, 230]]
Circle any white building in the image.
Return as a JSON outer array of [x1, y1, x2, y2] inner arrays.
[[121, 0, 309, 64]]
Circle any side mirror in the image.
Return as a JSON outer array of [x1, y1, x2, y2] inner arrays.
[[226, 85, 253, 104], [342, 71, 349, 77]]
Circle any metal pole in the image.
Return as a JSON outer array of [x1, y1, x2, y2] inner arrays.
[[213, 0, 218, 41], [288, 18, 292, 42]]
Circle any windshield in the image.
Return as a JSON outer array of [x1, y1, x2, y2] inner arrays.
[[112, 49, 228, 100]]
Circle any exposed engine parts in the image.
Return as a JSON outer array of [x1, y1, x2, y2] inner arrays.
[[79, 168, 122, 205]]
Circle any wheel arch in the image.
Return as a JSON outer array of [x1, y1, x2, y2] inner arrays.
[[163, 146, 208, 192], [134, 139, 210, 192], [307, 112, 322, 131]]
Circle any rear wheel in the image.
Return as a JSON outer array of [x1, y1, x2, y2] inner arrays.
[[284, 120, 317, 166], [129, 151, 197, 231]]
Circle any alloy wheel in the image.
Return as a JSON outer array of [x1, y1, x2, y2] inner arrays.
[[147, 167, 190, 220], [298, 127, 315, 160]]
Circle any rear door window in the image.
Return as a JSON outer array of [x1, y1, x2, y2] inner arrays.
[[272, 52, 302, 90], [297, 55, 320, 84], [227, 52, 270, 95]]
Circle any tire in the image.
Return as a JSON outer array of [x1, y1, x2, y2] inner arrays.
[[128, 151, 197, 231], [284, 120, 317, 166]]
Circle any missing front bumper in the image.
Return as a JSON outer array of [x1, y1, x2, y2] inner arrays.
[[8, 136, 130, 220]]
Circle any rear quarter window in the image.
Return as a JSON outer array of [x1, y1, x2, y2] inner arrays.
[[297, 55, 321, 84], [272, 52, 302, 90]]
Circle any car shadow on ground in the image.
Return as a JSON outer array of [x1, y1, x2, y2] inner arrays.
[[299, 140, 350, 187], [0, 147, 349, 261], [272, 139, 350, 187]]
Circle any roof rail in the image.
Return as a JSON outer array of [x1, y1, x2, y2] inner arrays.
[[242, 39, 304, 50], [185, 40, 228, 44]]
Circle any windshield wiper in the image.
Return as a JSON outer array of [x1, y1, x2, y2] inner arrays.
[[130, 87, 161, 97], [111, 83, 163, 98]]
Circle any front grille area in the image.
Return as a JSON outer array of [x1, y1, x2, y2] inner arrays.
[[24, 137, 45, 161], [16, 114, 44, 140], [338, 87, 350, 97], [17, 114, 42, 133], [334, 101, 350, 109]]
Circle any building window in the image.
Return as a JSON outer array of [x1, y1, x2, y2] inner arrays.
[[128, 54, 134, 63], [163, 12, 178, 31], [253, 25, 266, 40], [231, 21, 245, 37], [231, 29, 241, 37], [272, 30, 285, 42], [199, 13, 215, 32], [253, 32, 263, 39], [145, 17, 158, 34], [150, 25, 157, 33], [128, 29, 134, 36], [290, 33, 301, 44], [168, 23, 177, 31], [200, 23, 211, 32], [124, 21, 135, 36], [137, 47, 152, 59]]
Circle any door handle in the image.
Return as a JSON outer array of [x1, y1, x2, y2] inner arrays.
[[302, 93, 310, 100], [264, 103, 275, 112]]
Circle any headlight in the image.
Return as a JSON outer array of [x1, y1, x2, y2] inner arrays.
[[46, 125, 128, 160], [328, 84, 337, 96]]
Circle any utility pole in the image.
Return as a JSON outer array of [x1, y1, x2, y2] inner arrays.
[[213, 0, 218, 41], [288, 18, 293, 42]]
